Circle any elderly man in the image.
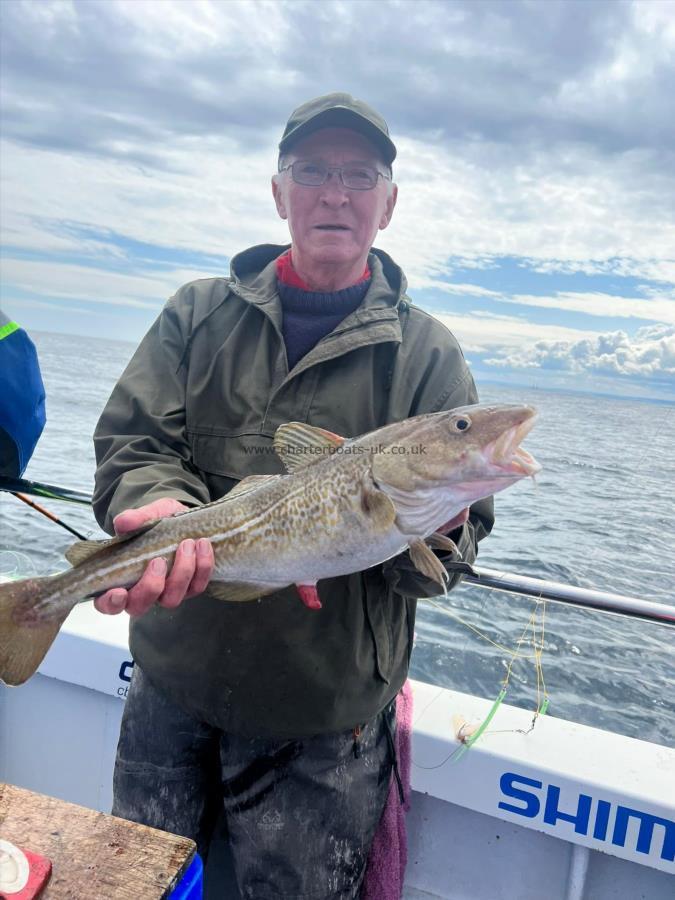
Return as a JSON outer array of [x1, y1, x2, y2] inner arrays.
[[93, 93, 494, 899]]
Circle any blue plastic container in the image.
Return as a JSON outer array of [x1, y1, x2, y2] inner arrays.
[[168, 853, 203, 899]]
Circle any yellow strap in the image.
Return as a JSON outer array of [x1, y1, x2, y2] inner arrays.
[[0, 320, 20, 341]]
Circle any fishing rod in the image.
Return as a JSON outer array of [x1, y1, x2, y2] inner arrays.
[[0, 475, 92, 505], [10, 492, 87, 540], [2, 476, 673, 627], [0, 476, 90, 540]]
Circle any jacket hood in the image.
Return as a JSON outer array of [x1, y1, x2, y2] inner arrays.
[[228, 244, 408, 310]]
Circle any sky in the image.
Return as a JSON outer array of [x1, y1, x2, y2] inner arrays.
[[1, 0, 674, 400]]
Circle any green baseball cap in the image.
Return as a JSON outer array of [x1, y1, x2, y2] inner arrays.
[[279, 92, 397, 166]]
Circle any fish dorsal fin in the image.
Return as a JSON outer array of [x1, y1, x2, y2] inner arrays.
[[274, 422, 346, 473], [65, 520, 160, 567]]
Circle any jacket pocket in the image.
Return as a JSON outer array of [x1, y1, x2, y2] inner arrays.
[[188, 431, 283, 497], [362, 569, 392, 684]]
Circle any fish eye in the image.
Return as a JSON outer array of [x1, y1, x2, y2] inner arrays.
[[451, 416, 471, 432]]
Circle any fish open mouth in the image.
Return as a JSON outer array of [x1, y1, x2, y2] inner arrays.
[[489, 415, 541, 478]]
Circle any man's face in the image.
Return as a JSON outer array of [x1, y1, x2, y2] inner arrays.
[[272, 127, 397, 270]]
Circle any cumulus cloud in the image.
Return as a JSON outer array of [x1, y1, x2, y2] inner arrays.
[[524, 258, 675, 284], [1, 0, 674, 362], [0, 257, 206, 309], [3, 0, 674, 158], [430, 310, 600, 353], [495, 289, 675, 325], [3, 132, 674, 300], [0, 137, 288, 262], [485, 324, 675, 381], [1, 0, 674, 280]]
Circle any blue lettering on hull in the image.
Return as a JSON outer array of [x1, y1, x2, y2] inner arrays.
[[499, 772, 674, 863]]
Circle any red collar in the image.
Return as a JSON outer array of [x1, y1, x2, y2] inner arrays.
[[275, 250, 370, 290]]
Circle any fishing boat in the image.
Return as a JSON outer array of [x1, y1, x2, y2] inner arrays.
[[1, 506, 673, 900]]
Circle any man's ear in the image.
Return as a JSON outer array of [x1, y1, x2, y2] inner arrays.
[[379, 182, 398, 230], [272, 175, 287, 220]]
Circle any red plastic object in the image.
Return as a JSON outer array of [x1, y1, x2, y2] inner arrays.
[[0, 843, 52, 900]]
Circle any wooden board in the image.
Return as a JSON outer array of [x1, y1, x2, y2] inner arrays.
[[0, 783, 196, 899]]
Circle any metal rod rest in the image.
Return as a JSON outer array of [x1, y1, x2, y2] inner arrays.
[[465, 566, 675, 627]]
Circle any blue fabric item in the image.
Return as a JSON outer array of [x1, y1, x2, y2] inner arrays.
[[0, 322, 46, 477], [277, 277, 371, 369], [168, 854, 203, 899]]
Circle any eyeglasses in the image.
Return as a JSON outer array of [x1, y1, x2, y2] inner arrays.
[[278, 160, 391, 191]]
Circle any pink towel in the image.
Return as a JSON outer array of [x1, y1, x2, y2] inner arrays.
[[362, 680, 413, 900]]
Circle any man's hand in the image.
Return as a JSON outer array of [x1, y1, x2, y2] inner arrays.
[[95, 497, 215, 617]]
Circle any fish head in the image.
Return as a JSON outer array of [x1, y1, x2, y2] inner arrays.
[[370, 403, 540, 524]]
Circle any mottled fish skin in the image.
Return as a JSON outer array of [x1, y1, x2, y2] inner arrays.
[[29, 460, 398, 610], [0, 403, 541, 685]]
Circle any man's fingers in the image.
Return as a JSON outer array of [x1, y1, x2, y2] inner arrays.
[[113, 507, 152, 535], [94, 527, 209, 619], [95, 589, 129, 615], [185, 538, 215, 598], [113, 498, 188, 535], [158, 540, 197, 609], [125, 557, 168, 617]]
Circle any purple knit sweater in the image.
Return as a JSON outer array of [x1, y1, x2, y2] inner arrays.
[[277, 278, 371, 370]]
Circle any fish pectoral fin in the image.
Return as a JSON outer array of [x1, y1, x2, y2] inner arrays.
[[425, 532, 460, 555], [361, 484, 397, 530], [274, 422, 346, 473], [65, 521, 160, 567], [409, 539, 450, 592], [205, 580, 289, 603]]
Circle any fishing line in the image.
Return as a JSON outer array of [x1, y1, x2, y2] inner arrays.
[[567, 403, 672, 594], [0, 549, 37, 580], [414, 591, 549, 770], [488, 596, 549, 737], [424, 594, 540, 658]]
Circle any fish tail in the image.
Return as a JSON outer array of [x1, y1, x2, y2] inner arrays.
[[0, 575, 72, 686]]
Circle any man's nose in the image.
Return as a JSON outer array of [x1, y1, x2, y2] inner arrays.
[[319, 171, 349, 205]]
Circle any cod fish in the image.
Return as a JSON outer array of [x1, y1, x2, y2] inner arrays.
[[0, 403, 540, 686]]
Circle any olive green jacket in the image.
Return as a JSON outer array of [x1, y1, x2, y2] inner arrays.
[[93, 244, 494, 737]]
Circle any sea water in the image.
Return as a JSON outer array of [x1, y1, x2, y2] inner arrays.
[[1, 330, 673, 747]]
